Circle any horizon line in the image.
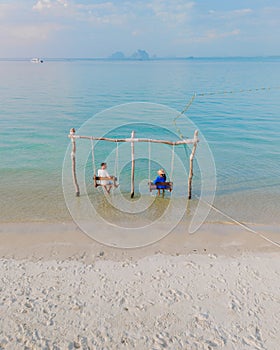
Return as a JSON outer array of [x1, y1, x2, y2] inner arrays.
[[0, 55, 280, 61]]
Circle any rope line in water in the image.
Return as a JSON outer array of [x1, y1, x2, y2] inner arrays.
[[173, 92, 196, 139], [196, 86, 280, 97], [173, 86, 280, 139], [175, 86, 280, 249], [195, 195, 280, 249]]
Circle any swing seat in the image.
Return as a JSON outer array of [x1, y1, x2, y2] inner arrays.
[[94, 175, 118, 188], [149, 181, 173, 192]]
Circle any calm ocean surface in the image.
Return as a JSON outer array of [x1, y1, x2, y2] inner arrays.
[[1, 57, 280, 226]]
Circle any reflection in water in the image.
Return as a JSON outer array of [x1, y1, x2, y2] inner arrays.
[[88, 191, 175, 228]]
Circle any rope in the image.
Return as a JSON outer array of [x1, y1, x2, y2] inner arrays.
[[148, 140, 151, 182], [196, 86, 280, 98], [174, 87, 280, 249], [170, 143, 175, 181], [91, 137, 96, 175], [173, 87, 280, 248], [173, 92, 196, 140], [173, 86, 280, 141], [114, 141, 119, 178], [195, 195, 280, 249]]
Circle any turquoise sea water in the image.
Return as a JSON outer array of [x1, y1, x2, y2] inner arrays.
[[1, 57, 280, 226]]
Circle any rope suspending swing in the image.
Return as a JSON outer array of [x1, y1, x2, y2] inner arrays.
[[92, 137, 118, 189], [148, 142, 175, 194]]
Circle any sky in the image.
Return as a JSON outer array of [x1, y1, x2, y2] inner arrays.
[[0, 0, 279, 58]]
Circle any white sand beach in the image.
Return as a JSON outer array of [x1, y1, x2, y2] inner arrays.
[[0, 222, 279, 350]]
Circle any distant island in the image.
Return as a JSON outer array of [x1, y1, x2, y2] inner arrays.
[[109, 49, 150, 60], [105, 53, 280, 62]]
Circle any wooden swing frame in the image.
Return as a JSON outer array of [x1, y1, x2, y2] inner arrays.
[[68, 128, 199, 199]]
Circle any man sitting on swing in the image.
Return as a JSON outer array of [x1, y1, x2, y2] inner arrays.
[[97, 162, 115, 194], [153, 169, 171, 196]]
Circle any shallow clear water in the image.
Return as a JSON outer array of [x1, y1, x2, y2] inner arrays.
[[1, 58, 280, 226]]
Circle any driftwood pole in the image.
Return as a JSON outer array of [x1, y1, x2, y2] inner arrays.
[[130, 130, 135, 198], [69, 128, 80, 197], [188, 130, 198, 199], [70, 135, 196, 146]]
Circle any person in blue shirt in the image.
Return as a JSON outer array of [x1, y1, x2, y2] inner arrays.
[[153, 169, 168, 196]]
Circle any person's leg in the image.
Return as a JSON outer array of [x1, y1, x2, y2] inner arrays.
[[103, 185, 110, 194]]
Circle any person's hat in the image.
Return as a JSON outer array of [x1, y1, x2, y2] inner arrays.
[[157, 169, 165, 175]]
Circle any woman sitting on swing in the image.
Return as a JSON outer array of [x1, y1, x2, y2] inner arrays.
[[153, 169, 170, 196]]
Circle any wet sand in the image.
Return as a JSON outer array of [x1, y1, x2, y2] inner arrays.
[[0, 221, 278, 260]]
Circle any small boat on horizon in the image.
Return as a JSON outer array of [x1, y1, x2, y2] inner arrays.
[[31, 58, 43, 63]]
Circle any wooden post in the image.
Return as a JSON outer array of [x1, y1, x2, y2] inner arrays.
[[188, 130, 198, 199], [69, 128, 80, 197], [130, 130, 135, 198]]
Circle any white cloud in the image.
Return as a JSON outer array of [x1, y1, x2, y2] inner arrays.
[[132, 30, 142, 37], [233, 8, 252, 16], [33, 0, 68, 11], [205, 29, 240, 40], [33, 1, 117, 17], [75, 2, 116, 12], [0, 3, 19, 19], [176, 28, 241, 45], [30, 0, 195, 29], [33, 0, 51, 11], [32, 0, 128, 26], [0, 22, 64, 42], [0, 1, 278, 57], [148, 0, 195, 24], [207, 7, 253, 21]]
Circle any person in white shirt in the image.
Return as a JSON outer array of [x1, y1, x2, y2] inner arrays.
[[97, 162, 113, 193]]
